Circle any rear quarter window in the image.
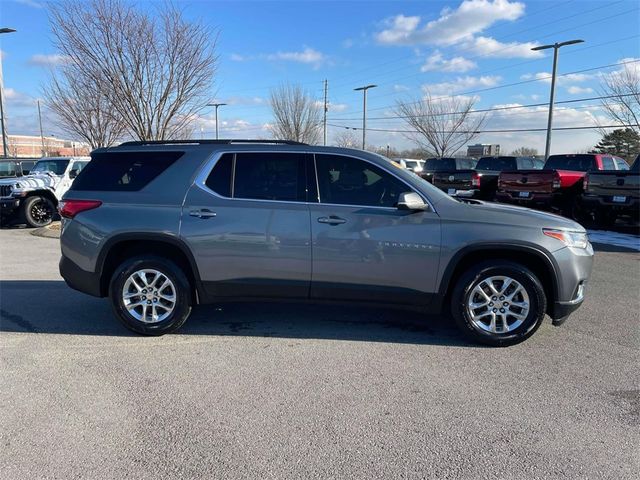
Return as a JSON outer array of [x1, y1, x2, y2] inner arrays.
[[71, 151, 183, 191]]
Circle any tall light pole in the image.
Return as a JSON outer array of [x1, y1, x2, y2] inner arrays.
[[532, 39, 584, 159], [207, 102, 226, 140], [354, 84, 377, 150], [0, 27, 17, 158], [37, 100, 46, 157]]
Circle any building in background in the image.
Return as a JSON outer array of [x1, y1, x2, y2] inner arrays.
[[1, 134, 90, 158], [467, 143, 500, 157]]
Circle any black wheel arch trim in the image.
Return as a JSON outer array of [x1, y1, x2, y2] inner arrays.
[[96, 232, 204, 300], [437, 242, 560, 304]]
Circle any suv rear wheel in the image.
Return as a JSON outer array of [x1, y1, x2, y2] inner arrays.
[[109, 255, 192, 335], [450, 261, 546, 346]]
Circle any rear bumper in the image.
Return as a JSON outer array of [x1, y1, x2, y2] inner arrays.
[[59, 254, 103, 297], [495, 191, 557, 207], [581, 194, 640, 214]]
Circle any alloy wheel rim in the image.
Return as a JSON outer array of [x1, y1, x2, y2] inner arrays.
[[31, 200, 53, 224], [466, 275, 530, 334], [122, 269, 176, 323]]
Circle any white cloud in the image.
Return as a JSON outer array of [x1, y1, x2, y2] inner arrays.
[[266, 47, 327, 69], [225, 96, 265, 106], [420, 51, 476, 72], [15, 0, 44, 8], [462, 36, 542, 58], [521, 72, 593, 85], [394, 84, 410, 92], [28, 54, 71, 67], [314, 101, 348, 112], [567, 86, 594, 95], [4, 88, 35, 107], [376, 0, 525, 46], [230, 53, 246, 62], [422, 75, 501, 95]]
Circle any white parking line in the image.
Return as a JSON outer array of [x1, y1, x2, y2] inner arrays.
[[587, 230, 640, 251]]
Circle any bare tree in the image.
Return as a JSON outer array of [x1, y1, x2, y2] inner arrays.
[[48, 0, 217, 141], [395, 94, 487, 157], [44, 68, 125, 149], [510, 146, 538, 156], [269, 84, 321, 144], [333, 130, 359, 148], [599, 62, 640, 134]]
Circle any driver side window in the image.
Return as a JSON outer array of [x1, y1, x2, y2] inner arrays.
[[315, 154, 410, 208]]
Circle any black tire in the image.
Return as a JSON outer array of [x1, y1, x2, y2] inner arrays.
[[450, 260, 547, 347], [22, 195, 55, 228], [562, 194, 586, 223], [109, 255, 192, 335]]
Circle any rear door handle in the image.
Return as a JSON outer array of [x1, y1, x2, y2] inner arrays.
[[189, 209, 217, 219], [317, 216, 346, 225]]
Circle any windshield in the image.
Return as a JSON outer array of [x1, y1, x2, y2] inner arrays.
[[405, 161, 420, 168], [424, 158, 455, 171], [31, 159, 70, 175], [0, 161, 17, 177], [475, 156, 516, 171], [544, 155, 594, 171]]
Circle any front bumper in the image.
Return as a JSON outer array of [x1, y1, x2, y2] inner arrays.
[[549, 243, 593, 324], [0, 197, 20, 216], [59, 254, 103, 297]]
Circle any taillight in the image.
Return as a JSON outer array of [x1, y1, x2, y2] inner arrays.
[[552, 172, 561, 189], [583, 174, 589, 191], [471, 172, 481, 187], [59, 199, 102, 219]]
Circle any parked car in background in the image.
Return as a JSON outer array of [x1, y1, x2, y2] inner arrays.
[[582, 155, 639, 226], [433, 156, 543, 200], [0, 158, 37, 178], [395, 158, 424, 174], [496, 153, 627, 220], [0, 156, 90, 227], [59, 139, 593, 347], [420, 157, 477, 183]]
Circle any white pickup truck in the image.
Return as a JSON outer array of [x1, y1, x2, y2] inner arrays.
[[0, 157, 89, 227]]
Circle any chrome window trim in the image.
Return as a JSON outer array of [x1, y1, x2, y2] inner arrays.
[[193, 149, 437, 213]]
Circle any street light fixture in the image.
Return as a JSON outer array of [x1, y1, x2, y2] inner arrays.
[[354, 84, 377, 150], [207, 102, 227, 140], [0, 27, 17, 158], [532, 39, 584, 159]]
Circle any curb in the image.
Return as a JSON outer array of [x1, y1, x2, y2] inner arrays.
[[31, 222, 61, 239]]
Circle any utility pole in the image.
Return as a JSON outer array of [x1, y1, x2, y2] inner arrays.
[[531, 39, 584, 159], [354, 84, 377, 150], [323, 79, 328, 146], [207, 102, 227, 140], [37, 100, 45, 157], [0, 27, 17, 158]]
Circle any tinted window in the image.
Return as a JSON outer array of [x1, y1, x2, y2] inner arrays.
[[315, 154, 410, 208], [424, 158, 455, 171], [544, 155, 595, 171], [476, 157, 517, 171], [0, 161, 17, 177], [31, 159, 70, 175], [614, 158, 629, 170], [71, 151, 182, 191], [602, 156, 616, 170], [20, 161, 36, 174], [233, 152, 305, 202], [205, 153, 233, 197]]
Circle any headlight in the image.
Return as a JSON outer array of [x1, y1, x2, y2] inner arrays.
[[543, 228, 589, 249]]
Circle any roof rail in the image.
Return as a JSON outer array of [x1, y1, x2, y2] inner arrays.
[[118, 139, 308, 147]]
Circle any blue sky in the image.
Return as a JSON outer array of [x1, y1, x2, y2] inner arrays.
[[1, 0, 639, 154]]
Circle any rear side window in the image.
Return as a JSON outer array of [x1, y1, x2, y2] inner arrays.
[[71, 151, 182, 191], [205, 154, 233, 197], [614, 157, 629, 170], [476, 157, 516, 171], [233, 152, 305, 201], [602, 156, 616, 170], [424, 158, 455, 171]]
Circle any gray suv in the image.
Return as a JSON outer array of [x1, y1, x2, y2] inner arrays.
[[59, 140, 593, 346]]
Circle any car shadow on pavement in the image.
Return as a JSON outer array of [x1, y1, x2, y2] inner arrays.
[[0, 280, 473, 347]]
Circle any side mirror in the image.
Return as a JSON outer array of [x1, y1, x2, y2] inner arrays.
[[69, 169, 78, 179], [396, 192, 428, 211]]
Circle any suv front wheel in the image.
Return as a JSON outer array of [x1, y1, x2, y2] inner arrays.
[[450, 261, 547, 346], [109, 255, 192, 335]]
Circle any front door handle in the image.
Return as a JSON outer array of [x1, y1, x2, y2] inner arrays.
[[317, 215, 346, 225], [189, 209, 217, 219]]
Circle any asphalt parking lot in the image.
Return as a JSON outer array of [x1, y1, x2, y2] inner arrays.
[[1, 226, 639, 479]]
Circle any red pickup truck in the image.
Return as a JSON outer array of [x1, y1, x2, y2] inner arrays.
[[496, 153, 627, 220]]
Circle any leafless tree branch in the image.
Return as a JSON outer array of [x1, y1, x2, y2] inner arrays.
[[269, 84, 321, 144]]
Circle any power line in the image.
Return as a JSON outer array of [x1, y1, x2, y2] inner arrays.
[[330, 59, 640, 117], [328, 93, 636, 122], [327, 123, 635, 134]]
